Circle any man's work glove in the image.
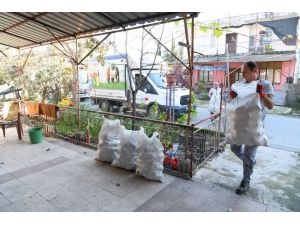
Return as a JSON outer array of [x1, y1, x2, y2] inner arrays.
[[256, 84, 265, 98], [229, 90, 238, 98]]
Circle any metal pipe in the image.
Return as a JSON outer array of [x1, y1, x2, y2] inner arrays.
[[185, 16, 194, 126], [46, 26, 75, 62], [78, 33, 110, 65], [0, 30, 40, 45], [0, 50, 7, 57], [226, 44, 230, 88], [21, 48, 32, 70], [59, 106, 192, 128], [189, 124, 194, 178], [50, 43, 77, 64], [143, 28, 189, 70], [4, 13, 48, 31], [20, 15, 197, 50], [183, 15, 191, 72], [193, 111, 222, 127], [75, 37, 80, 129], [12, 12, 74, 36], [0, 42, 19, 49]]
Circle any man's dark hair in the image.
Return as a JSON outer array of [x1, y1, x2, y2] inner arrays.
[[244, 61, 257, 71]]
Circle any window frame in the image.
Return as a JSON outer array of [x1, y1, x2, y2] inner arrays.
[[258, 62, 282, 84]]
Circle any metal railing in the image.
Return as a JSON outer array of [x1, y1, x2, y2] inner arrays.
[[201, 12, 298, 28], [21, 103, 227, 179], [192, 111, 227, 173]]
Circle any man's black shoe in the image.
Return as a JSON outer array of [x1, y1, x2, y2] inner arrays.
[[235, 181, 250, 195]]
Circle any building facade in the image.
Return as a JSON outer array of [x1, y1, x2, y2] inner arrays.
[[193, 12, 299, 95]]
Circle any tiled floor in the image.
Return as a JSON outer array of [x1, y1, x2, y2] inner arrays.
[[0, 127, 291, 212]]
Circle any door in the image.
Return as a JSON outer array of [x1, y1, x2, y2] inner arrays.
[[226, 33, 237, 54]]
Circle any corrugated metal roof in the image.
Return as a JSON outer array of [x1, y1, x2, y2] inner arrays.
[[195, 53, 296, 64], [0, 12, 197, 49]]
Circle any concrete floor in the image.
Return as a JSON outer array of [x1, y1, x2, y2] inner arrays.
[[193, 146, 300, 211], [0, 127, 296, 212]]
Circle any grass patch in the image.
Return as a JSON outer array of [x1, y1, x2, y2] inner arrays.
[[93, 82, 125, 90]]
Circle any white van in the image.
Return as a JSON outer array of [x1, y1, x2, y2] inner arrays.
[[90, 61, 190, 119]]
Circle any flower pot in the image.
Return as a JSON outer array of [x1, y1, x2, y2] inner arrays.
[[165, 75, 177, 87]]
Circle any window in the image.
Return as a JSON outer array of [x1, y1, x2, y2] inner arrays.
[[258, 62, 282, 84], [208, 71, 213, 82], [226, 33, 237, 54], [274, 69, 281, 84], [249, 35, 255, 47], [199, 70, 213, 83], [199, 71, 205, 82], [235, 72, 240, 81], [199, 71, 206, 82], [266, 68, 274, 83], [234, 69, 244, 82], [259, 34, 265, 46], [259, 69, 267, 80]]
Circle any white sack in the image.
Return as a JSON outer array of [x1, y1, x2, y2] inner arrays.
[[95, 119, 121, 162], [111, 126, 145, 170], [136, 132, 164, 182], [226, 81, 268, 146]]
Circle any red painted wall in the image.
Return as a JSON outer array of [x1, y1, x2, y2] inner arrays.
[[193, 60, 295, 91], [277, 59, 295, 90]]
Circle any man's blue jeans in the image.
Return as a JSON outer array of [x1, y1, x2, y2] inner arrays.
[[230, 144, 258, 184]]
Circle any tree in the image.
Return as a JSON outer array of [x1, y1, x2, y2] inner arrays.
[[124, 26, 165, 122], [59, 37, 110, 105], [0, 47, 73, 103], [161, 33, 185, 85]]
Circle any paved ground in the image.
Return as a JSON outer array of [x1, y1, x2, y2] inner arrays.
[[192, 104, 300, 152], [0, 127, 297, 212], [193, 146, 300, 211], [265, 114, 300, 152]]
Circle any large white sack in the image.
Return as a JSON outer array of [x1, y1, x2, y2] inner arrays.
[[95, 119, 121, 163], [136, 132, 164, 182], [226, 81, 268, 146], [111, 126, 145, 170]]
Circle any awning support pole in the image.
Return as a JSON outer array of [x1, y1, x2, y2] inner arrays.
[[143, 28, 189, 70]]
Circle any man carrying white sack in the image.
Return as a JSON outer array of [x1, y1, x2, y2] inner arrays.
[[228, 61, 274, 195]]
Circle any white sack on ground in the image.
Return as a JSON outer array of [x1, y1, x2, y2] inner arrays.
[[226, 81, 268, 146], [95, 119, 121, 163], [111, 126, 145, 170], [136, 132, 164, 182]]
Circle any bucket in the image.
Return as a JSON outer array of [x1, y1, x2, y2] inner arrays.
[[28, 127, 43, 144]]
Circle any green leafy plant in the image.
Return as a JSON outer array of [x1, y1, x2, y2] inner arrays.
[[148, 102, 160, 119], [265, 44, 273, 53], [199, 21, 224, 38], [176, 113, 187, 124], [198, 80, 207, 93], [159, 112, 167, 121], [138, 103, 147, 110]]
